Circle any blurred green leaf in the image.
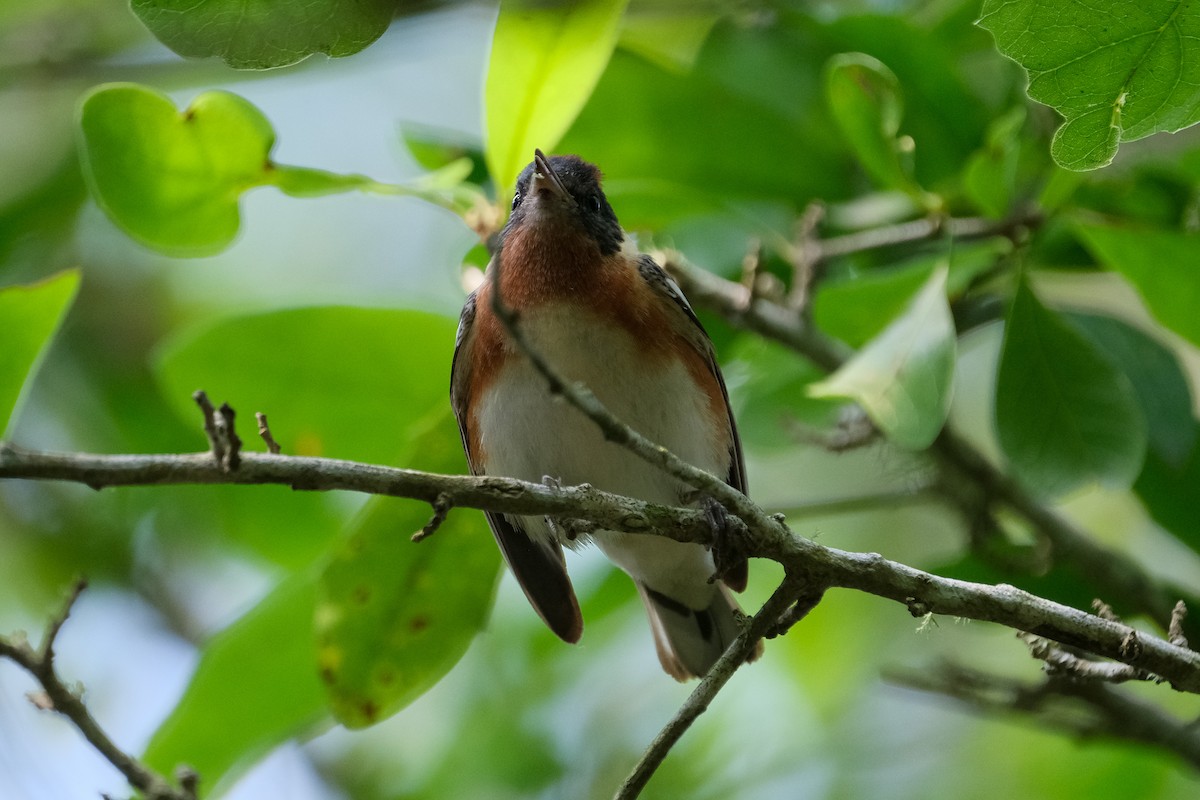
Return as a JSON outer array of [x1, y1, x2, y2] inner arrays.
[[1068, 312, 1195, 468], [995, 277, 1147, 496], [130, 0, 396, 69], [814, 238, 1010, 348], [157, 307, 456, 464], [0, 269, 80, 436], [485, 0, 630, 194], [725, 337, 844, 451], [824, 52, 921, 197], [1136, 427, 1200, 554], [154, 307, 457, 565], [978, 0, 1200, 171], [963, 107, 1025, 219], [810, 266, 955, 449], [318, 415, 502, 728], [401, 125, 491, 188], [1075, 222, 1200, 349], [561, 49, 846, 227], [619, 5, 718, 73], [143, 572, 326, 794]]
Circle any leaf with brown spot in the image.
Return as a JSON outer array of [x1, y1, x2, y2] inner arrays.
[[316, 417, 503, 728]]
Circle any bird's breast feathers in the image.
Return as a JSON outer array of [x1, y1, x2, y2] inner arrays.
[[471, 302, 730, 523]]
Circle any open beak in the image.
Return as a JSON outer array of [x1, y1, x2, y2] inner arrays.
[[531, 148, 573, 203]]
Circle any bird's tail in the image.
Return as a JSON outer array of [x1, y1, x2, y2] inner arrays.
[[636, 582, 763, 681]]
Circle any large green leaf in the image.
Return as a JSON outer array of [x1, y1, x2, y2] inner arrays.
[[78, 84, 474, 257], [318, 418, 502, 728], [995, 277, 1147, 496], [156, 307, 456, 463], [154, 307, 457, 564], [485, 0, 630, 194], [1075, 222, 1200, 348], [143, 573, 327, 795], [810, 266, 956, 449], [823, 52, 921, 196], [978, 0, 1200, 170], [1068, 312, 1196, 467], [0, 270, 80, 436], [78, 85, 276, 256], [130, 0, 397, 69]]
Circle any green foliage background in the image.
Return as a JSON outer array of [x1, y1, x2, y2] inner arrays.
[[2, 0, 1200, 798]]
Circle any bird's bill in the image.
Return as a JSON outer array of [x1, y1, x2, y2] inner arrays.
[[532, 148, 572, 202]]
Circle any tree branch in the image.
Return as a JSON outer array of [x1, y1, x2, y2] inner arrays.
[[891, 661, 1200, 771], [0, 580, 198, 800], [614, 576, 817, 799], [0, 441, 712, 544], [3, 442, 1197, 693]]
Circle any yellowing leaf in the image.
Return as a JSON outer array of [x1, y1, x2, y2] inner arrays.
[[485, 0, 630, 195]]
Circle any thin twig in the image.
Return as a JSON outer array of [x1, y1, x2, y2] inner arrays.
[[806, 211, 1037, 264], [1092, 599, 1121, 622], [890, 662, 1200, 770], [192, 390, 224, 464], [255, 412, 282, 454], [1020, 633, 1154, 684], [412, 493, 452, 542], [1170, 601, 1190, 649], [0, 580, 198, 800], [615, 575, 809, 799], [217, 403, 242, 470]]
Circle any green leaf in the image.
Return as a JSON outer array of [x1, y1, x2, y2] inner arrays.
[[78, 84, 278, 256], [725, 337, 844, 452], [143, 572, 327, 794], [823, 52, 921, 197], [963, 107, 1025, 218], [1075, 222, 1200, 348], [154, 307, 457, 565], [978, 0, 1200, 171], [0, 270, 80, 436], [810, 266, 956, 449], [618, 6, 719, 73], [1136, 430, 1200, 554], [157, 307, 457, 465], [485, 0, 630, 195], [317, 418, 502, 728], [1068, 312, 1195, 467], [130, 0, 396, 69], [995, 277, 1147, 496], [78, 84, 472, 258], [813, 239, 1010, 348]]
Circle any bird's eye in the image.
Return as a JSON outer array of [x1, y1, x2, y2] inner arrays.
[[589, 194, 603, 213], [511, 192, 522, 210]]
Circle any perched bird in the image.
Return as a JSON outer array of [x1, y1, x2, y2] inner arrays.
[[450, 150, 760, 680]]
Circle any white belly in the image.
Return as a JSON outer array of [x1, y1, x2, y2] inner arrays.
[[474, 304, 728, 606]]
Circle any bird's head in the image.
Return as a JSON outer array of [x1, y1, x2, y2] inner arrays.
[[501, 149, 624, 257]]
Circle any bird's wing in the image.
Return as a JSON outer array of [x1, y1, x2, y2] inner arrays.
[[636, 255, 749, 591], [450, 286, 583, 642]]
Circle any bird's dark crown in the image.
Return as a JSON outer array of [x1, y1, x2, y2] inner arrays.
[[504, 153, 624, 257]]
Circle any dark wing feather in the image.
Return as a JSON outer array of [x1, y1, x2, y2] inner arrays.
[[636, 256, 749, 592], [450, 288, 583, 642]]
